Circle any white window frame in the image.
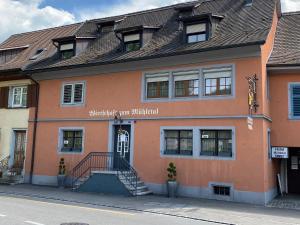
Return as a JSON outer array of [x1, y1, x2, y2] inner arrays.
[[160, 126, 236, 160], [61, 81, 86, 106], [142, 64, 235, 102], [58, 127, 85, 154], [11, 86, 27, 108]]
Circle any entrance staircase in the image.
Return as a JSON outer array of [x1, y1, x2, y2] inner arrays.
[[0, 155, 23, 185], [71, 152, 152, 196]]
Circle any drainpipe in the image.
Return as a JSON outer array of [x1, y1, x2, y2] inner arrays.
[[26, 74, 40, 184]]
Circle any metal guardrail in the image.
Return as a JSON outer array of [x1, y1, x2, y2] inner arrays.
[[71, 152, 138, 195]]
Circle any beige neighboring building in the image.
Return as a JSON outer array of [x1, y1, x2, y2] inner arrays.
[[0, 79, 32, 181], [0, 23, 81, 183]]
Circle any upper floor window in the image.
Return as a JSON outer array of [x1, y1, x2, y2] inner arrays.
[[203, 67, 232, 96], [174, 71, 199, 97], [12, 86, 27, 108], [186, 23, 207, 43], [290, 84, 300, 119], [62, 82, 85, 105], [60, 43, 75, 60], [146, 75, 169, 99], [201, 130, 232, 157], [124, 33, 141, 52]]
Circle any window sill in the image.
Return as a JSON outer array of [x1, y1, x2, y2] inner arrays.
[[161, 153, 235, 160], [61, 103, 85, 108]]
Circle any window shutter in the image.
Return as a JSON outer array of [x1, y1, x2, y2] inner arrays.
[[63, 84, 73, 104], [0, 87, 9, 109], [27, 84, 38, 108], [74, 83, 83, 103], [292, 85, 300, 117]]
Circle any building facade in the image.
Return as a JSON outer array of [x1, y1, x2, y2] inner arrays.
[[0, 0, 299, 205]]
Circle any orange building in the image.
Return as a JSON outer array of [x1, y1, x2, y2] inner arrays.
[[1, 0, 299, 205]]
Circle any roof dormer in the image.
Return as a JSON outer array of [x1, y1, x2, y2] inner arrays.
[[0, 45, 29, 65], [179, 14, 223, 44], [115, 25, 160, 52], [53, 36, 76, 60]]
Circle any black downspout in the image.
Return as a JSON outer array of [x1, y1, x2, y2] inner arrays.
[[27, 75, 40, 184]]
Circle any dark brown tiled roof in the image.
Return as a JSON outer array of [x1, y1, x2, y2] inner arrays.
[[1, 0, 277, 73], [0, 23, 82, 73], [268, 12, 300, 66]]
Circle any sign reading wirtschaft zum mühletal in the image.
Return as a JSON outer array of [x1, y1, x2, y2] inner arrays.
[[89, 108, 159, 118], [272, 147, 289, 159]]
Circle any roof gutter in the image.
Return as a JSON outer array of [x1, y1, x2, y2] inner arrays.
[[27, 40, 265, 74]]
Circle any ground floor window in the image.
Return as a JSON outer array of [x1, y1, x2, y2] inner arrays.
[[200, 130, 232, 157], [61, 130, 83, 153], [164, 130, 193, 156]]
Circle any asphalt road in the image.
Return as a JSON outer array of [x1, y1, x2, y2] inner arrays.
[[0, 196, 225, 225]]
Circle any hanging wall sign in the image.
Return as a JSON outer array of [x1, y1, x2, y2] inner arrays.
[[272, 147, 289, 159]]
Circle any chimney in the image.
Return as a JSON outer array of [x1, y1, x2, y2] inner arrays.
[[245, 0, 253, 6]]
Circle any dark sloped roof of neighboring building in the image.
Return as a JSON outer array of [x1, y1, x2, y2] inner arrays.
[[0, 23, 82, 73], [268, 12, 300, 66], [1, 0, 278, 73]]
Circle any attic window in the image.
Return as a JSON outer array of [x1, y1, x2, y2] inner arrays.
[[123, 33, 141, 52], [59, 42, 75, 60], [30, 48, 45, 60], [186, 23, 208, 43]]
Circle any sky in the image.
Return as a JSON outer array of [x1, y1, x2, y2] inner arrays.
[[0, 0, 299, 43]]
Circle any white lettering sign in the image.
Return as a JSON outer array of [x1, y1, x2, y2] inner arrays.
[[272, 147, 289, 159], [89, 108, 159, 118]]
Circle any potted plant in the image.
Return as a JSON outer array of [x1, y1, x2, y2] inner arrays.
[[57, 158, 66, 188], [167, 162, 178, 198]]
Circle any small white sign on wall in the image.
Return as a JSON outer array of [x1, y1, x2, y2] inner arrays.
[[272, 147, 289, 159]]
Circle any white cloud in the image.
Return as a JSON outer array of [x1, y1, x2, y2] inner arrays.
[[282, 0, 300, 12], [78, 0, 190, 21], [0, 0, 75, 43]]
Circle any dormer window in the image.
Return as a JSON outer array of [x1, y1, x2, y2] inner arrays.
[[123, 33, 141, 52], [186, 23, 208, 43], [59, 42, 75, 60]]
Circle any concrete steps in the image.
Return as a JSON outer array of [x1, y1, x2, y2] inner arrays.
[[73, 171, 152, 196]]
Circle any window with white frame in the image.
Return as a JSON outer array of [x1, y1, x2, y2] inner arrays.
[[62, 82, 85, 105], [146, 73, 169, 99], [164, 130, 193, 156], [186, 23, 208, 43], [173, 70, 199, 97], [200, 130, 233, 157], [60, 129, 83, 153], [290, 84, 300, 118], [12, 86, 27, 108], [203, 67, 232, 96]]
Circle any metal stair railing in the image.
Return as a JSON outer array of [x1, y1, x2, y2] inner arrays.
[[71, 152, 138, 195]]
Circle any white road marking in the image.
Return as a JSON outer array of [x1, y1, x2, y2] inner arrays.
[[0, 214, 6, 217], [24, 221, 45, 225]]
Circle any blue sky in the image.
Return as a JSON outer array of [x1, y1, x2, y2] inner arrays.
[[0, 0, 299, 43], [39, 0, 124, 18]]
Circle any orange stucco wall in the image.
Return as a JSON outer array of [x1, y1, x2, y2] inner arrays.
[[270, 72, 300, 147], [30, 56, 274, 193], [260, 7, 280, 193]]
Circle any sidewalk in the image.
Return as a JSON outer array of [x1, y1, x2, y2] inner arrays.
[[0, 184, 299, 225]]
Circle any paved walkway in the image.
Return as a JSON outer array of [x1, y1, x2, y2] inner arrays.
[[0, 184, 299, 225]]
